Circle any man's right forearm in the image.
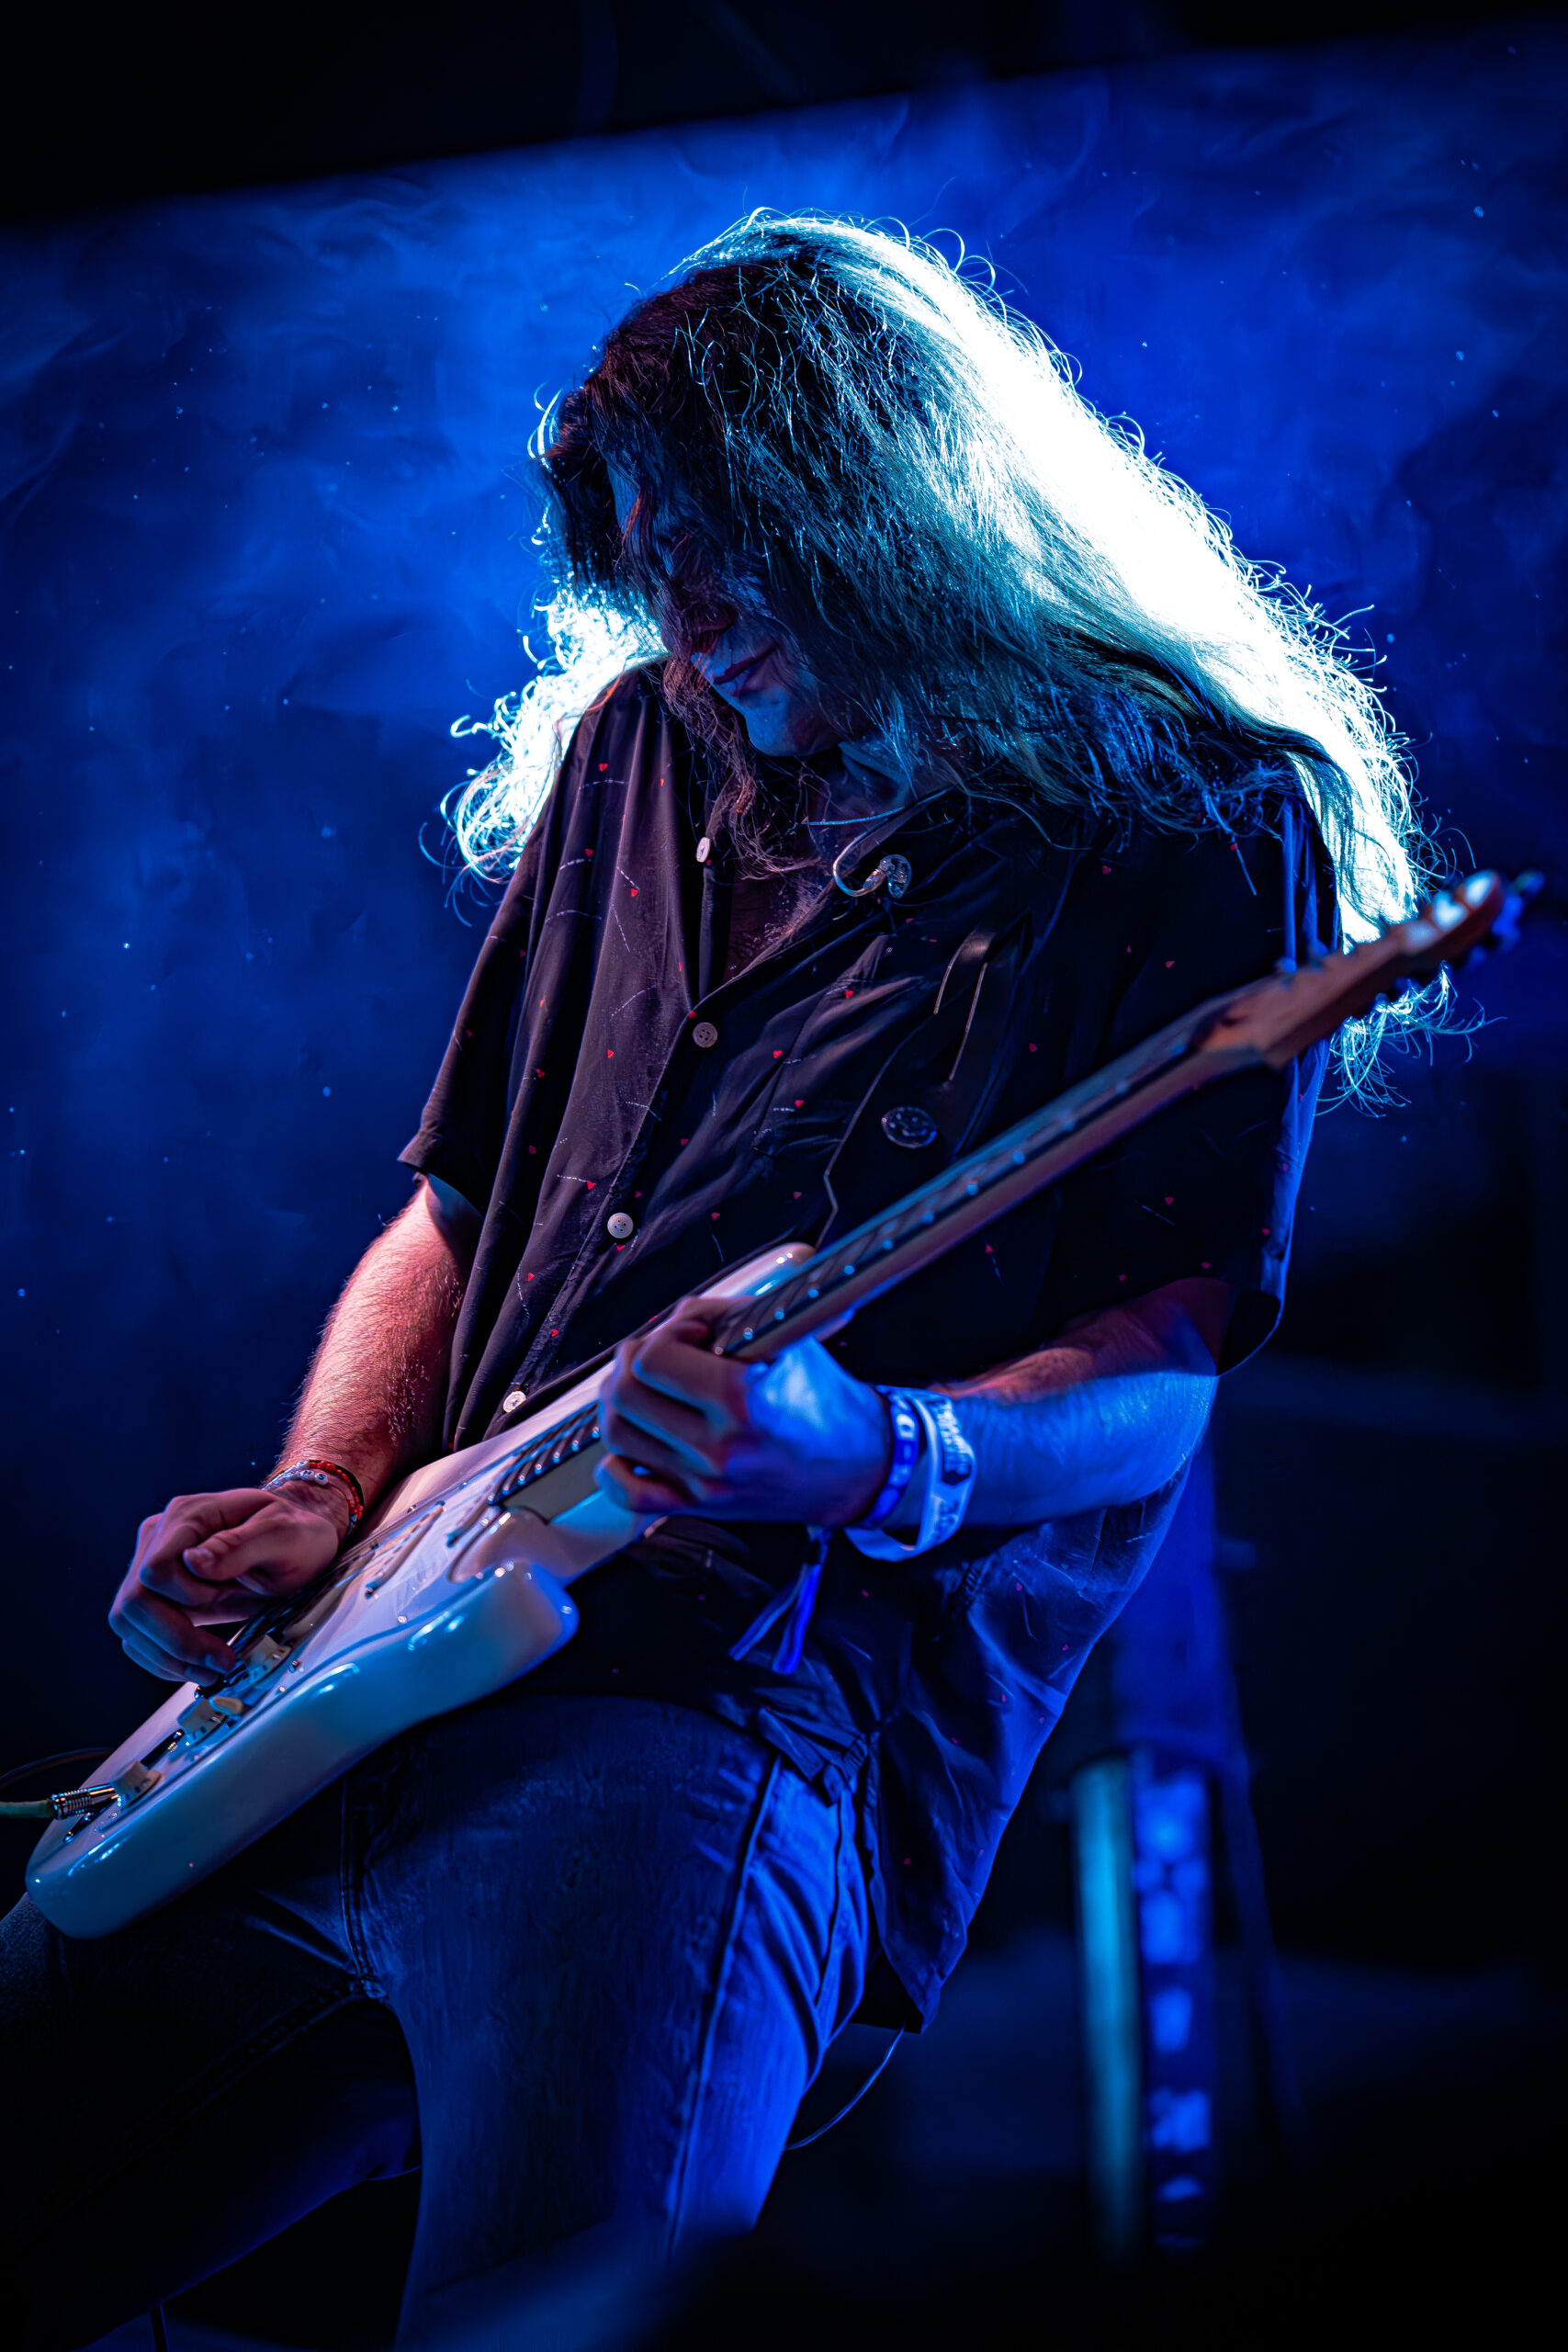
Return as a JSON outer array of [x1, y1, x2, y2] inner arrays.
[[273, 1178, 477, 1521], [110, 1181, 478, 1680]]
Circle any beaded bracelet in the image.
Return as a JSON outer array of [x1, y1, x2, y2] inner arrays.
[[265, 1456, 366, 1539]]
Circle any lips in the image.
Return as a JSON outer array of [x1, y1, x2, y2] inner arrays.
[[713, 643, 777, 690]]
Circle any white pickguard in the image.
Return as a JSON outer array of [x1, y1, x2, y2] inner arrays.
[[28, 1243, 813, 1939]]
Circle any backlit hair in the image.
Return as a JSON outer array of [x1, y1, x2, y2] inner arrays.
[[451, 211, 1440, 1080]]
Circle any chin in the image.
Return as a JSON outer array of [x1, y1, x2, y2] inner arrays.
[[739, 718, 793, 756], [736, 701, 833, 759]]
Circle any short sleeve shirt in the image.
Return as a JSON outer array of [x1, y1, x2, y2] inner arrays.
[[400, 666, 1336, 2025]]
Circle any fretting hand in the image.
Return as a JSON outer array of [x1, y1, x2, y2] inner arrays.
[[595, 1298, 892, 1525]]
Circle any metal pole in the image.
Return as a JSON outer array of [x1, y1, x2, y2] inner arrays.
[[1072, 1754, 1145, 2268]]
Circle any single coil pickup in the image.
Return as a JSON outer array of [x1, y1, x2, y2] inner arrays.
[[230, 1554, 365, 1655], [176, 1695, 232, 1744], [221, 1631, 292, 1688], [197, 1509, 442, 1663], [252, 1530, 400, 1650], [493, 1408, 603, 1504]]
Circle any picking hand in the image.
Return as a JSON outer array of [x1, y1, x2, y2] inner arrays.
[[109, 1482, 352, 1684], [595, 1298, 892, 1526]]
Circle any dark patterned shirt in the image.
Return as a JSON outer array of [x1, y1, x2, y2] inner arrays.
[[400, 665, 1335, 2024]]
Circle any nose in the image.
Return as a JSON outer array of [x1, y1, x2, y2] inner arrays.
[[657, 567, 739, 661]]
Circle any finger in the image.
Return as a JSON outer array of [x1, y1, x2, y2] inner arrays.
[[662, 1294, 725, 1329], [131, 1489, 278, 1589], [626, 1323, 750, 1420], [113, 1590, 235, 1681], [637, 1305, 728, 1359], [597, 1405, 684, 1479], [117, 1629, 195, 1684], [205, 1537, 337, 1599], [151, 1505, 333, 1600], [138, 1548, 261, 1609], [130, 1510, 164, 1562], [115, 1576, 239, 1665], [152, 1487, 278, 1550], [594, 1453, 701, 1518], [599, 1385, 720, 1479], [117, 1614, 220, 1684], [180, 1497, 317, 1584], [602, 1329, 718, 1444], [128, 1508, 175, 1583], [182, 1589, 270, 1626]]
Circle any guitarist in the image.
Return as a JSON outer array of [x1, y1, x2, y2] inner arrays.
[[3, 216, 1411, 2347]]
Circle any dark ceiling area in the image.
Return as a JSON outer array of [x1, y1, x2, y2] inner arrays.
[[3, 0, 1533, 219]]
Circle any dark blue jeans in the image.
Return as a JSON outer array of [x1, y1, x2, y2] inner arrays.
[[0, 1690, 870, 2349]]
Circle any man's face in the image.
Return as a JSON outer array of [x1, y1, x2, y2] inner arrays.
[[608, 465, 840, 759]]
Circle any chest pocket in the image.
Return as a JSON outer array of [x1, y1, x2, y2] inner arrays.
[[747, 931, 925, 1161], [818, 916, 1028, 1242]]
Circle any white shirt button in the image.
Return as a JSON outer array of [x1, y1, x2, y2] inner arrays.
[[607, 1211, 636, 1241], [692, 1019, 719, 1048], [502, 1390, 526, 1413]]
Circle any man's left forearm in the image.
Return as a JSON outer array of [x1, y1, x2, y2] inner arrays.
[[917, 1277, 1231, 1527], [934, 1362, 1213, 1527], [594, 1275, 1233, 1532]]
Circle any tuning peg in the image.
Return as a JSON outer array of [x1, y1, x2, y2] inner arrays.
[[1487, 870, 1544, 953]]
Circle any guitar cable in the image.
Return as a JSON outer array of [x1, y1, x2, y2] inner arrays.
[[0, 1748, 113, 1817], [784, 2030, 904, 2150], [1, 1750, 174, 2346]]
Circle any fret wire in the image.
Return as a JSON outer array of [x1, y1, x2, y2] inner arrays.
[[707, 983, 1246, 1358], [718, 1086, 1122, 1340], [497, 978, 1258, 1482]]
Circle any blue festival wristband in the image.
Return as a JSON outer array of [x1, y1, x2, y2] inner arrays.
[[846, 1390, 977, 1560], [855, 1390, 923, 1530]]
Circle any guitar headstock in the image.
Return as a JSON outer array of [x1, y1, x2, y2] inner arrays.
[[1202, 870, 1544, 1070]]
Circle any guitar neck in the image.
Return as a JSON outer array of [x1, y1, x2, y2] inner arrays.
[[707, 982, 1266, 1364], [714, 864, 1539, 1365], [471, 978, 1265, 1528], [478, 868, 1530, 1523]]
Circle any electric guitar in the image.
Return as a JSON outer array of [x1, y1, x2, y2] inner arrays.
[[23, 871, 1537, 1938]]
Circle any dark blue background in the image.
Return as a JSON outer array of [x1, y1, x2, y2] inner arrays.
[[3, 17, 1564, 1878], [3, 23, 1567, 2343]]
